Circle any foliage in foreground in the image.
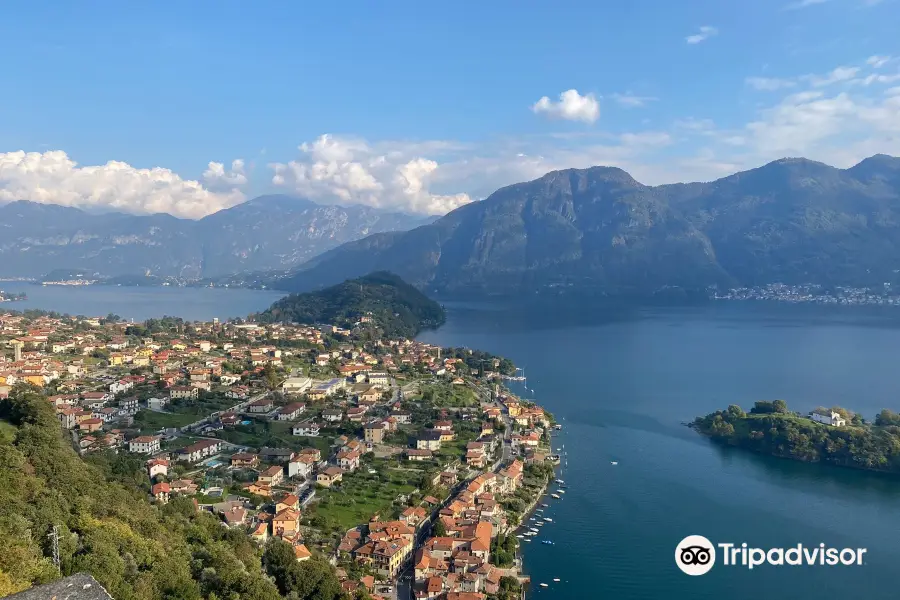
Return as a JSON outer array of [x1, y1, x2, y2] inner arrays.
[[0, 384, 345, 600]]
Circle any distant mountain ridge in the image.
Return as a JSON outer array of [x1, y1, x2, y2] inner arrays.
[[0, 195, 435, 278], [274, 154, 900, 298]]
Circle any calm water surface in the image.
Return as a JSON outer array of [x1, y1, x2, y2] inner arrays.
[[0, 282, 285, 321], [419, 301, 900, 600]]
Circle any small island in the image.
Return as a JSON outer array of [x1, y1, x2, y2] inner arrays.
[[255, 271, 446, 338], [0, 290, 26, 302], [693, 401, 900, 474]]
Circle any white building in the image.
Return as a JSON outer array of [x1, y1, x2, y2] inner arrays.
[[129, 435, 161, 454], [811, 411, 847, 427], [179, 439, 221, 462], [147, 397, 169, 411], [109, 380, 134, 395], [367, 372, 390, 386], [288, 454, 316, 479], [292, 420, 321, 437], [282, 377, 312, 394]]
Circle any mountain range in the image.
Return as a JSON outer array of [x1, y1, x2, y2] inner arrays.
[[274, 154, 900, 298], [0, 195, 435, 279]]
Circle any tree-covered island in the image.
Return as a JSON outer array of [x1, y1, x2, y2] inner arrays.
[[693, 401, 900, 474]]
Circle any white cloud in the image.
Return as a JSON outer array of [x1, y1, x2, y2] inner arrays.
[[611, 93, 658, 108], [269, 134, 471, 215], [531, 89, 600, 123], [203, 159, 248, 188], [867, 55, 892, 68], [685, 26, 718, 45], [861, 72, 900, 85], [0, 150, 244, 219], [745, 76, 797, 91], [804, 66, 860, 86]]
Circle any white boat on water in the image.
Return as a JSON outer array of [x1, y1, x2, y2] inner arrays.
[[553, 578, 561, 582], [516, 534, 524, 538], [551, 493, 561, 499], [541, 503, 549, 507], [556, 490, 566, 494], [524, 539, 532, 543], [555, 479, 565, 484], [544, 517, 553, 522], [539, 583, 549, 588], [611, 461, 618, 465]]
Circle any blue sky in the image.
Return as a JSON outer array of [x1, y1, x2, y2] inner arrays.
[[0, 0, 898, 217]]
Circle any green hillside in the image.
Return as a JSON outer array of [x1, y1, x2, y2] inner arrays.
[[0, 384, 345, 600]]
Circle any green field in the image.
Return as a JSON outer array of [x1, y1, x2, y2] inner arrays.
[[418, 383, 478, 408], [310, 468, 417, 532], [214, 419, 333, 454], [135, 410, 197, 431]]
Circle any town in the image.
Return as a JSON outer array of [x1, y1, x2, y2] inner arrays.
[[0, 311, 558, 600], [713, 283, 900, 306]]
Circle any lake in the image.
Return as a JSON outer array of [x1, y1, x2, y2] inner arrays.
[[419, 301, 900, 600], [5, 283, 900, 598], [0, 282, 285, 321]]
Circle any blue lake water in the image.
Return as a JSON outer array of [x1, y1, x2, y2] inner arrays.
[[419, 301, 900, 600], [0, 282, 285, 321], [6, 282, 900, 599]]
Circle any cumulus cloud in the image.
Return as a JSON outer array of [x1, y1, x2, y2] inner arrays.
[[804, 66, 860, 87], [611, 93, 658, 108], [745, 76, 797, 91], [269, 134, 471, 215], [867, 55, 892, 68], [685, 26, 718, 45], [203, 159, 247, 188], [0, 150, 244, 219], [532, 89, 600, 123]]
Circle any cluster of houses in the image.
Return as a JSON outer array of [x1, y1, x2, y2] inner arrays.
[[410, 460, 524, 599], [2, 311, 555, 600]]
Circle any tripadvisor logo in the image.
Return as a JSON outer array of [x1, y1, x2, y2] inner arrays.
[[675, 536, 867, 575]]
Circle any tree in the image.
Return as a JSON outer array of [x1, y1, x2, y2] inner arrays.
[[433, 519, 448, 537], [263, 539, 348, 600], [725, 404, 745, 419], [263, 363, 280, 391], [875, 409, 900, 427]]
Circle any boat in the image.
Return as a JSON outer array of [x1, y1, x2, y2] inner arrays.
[[554, 424, 562, 430], [556, 490, 565, 495], [541, 503, 549, 508], [611, 461, 618, 465], [539, 582, 549, 587], [529, 517, 536, 521], [544, 517, 553, 522], [555, 479, 565, 484], [553, 578, 561, 582], [541, 540, 554, 545], [535, 522, 544, 527], [524, 539, 532, 543], [516, 534, 524, 539], [551, 493, 561, 499]]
